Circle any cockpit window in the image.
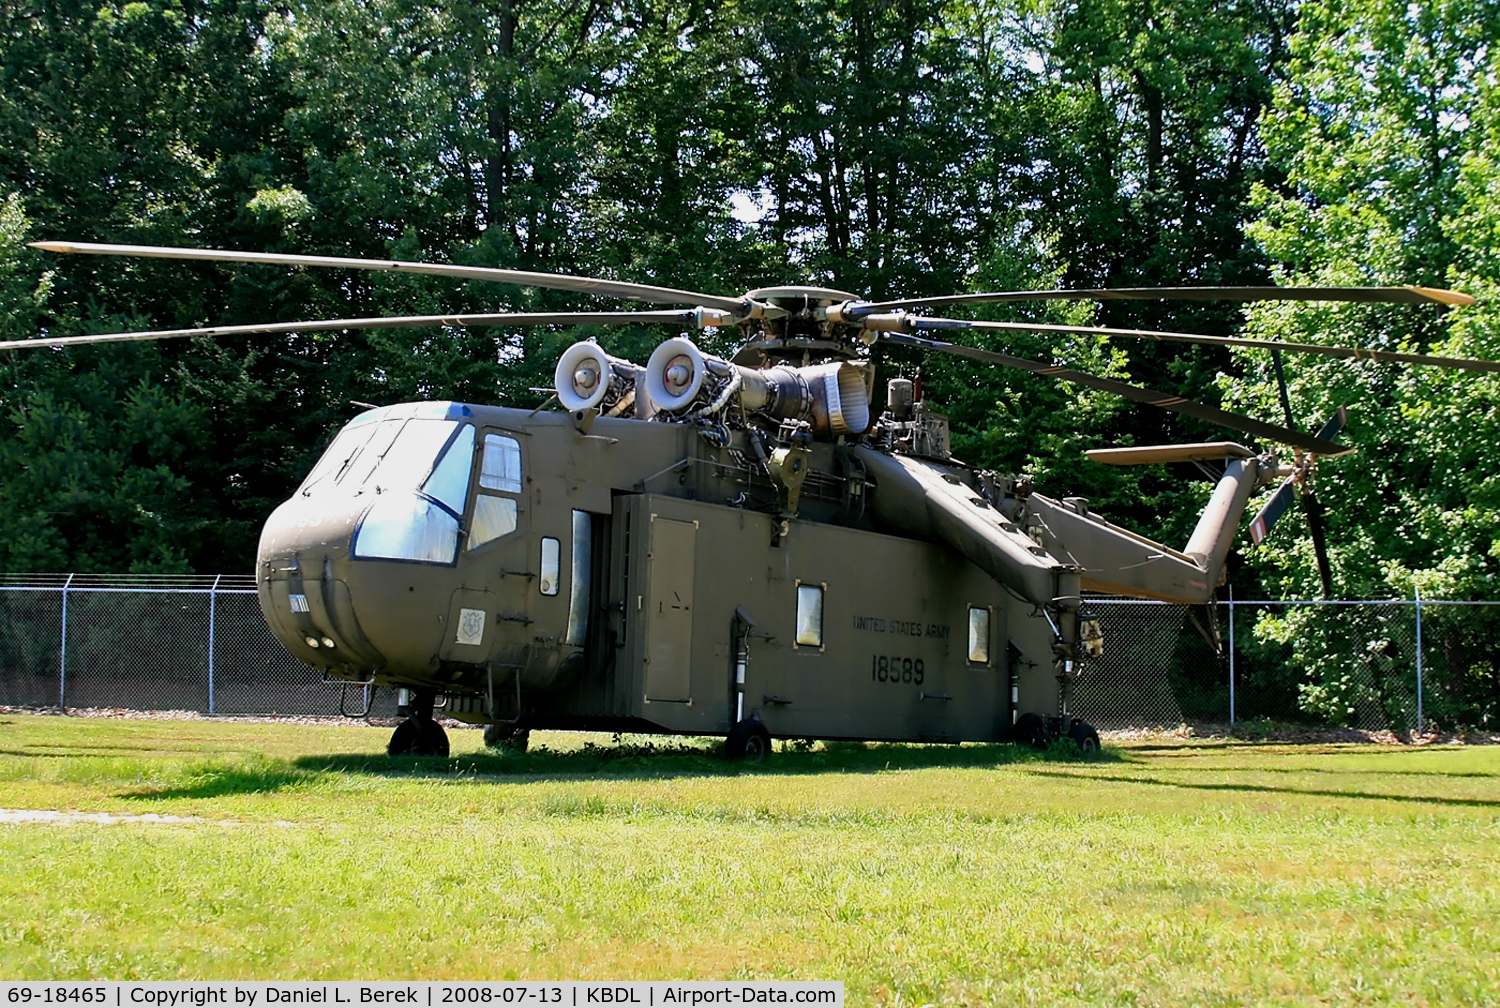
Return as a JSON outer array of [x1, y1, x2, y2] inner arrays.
[[468, 432, 525, 551], [469, 497, 518, 548], [305, 417, 476, 501], [335, 418, 407, 492], [480, 435, 523, 492], [298, 419, 386, 496], [366, 420, 466, 494]]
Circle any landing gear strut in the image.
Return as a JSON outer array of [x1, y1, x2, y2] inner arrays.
[[388, 689, 450, 757], [483, 722, 530, 752]]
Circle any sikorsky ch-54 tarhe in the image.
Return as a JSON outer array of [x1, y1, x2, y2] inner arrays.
[[14, 241, 1492, 758]]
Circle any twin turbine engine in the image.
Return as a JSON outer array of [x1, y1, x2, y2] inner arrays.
[[554, 337, 874, 440]]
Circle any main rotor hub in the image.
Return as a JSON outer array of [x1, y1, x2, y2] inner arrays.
[[744, 286, 860, 310], [735, 286, 867, 367]]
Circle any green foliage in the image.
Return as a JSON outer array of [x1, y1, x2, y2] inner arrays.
[[1232, 0, 1500, 725], [0, 0, 1494, 654], [0, 0, 1283, 572], [0, 194, 51, 343]]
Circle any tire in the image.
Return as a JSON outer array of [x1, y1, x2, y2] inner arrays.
[[1067, 720, 1101, 755], [388, 717, 450, 757], [725, 718, 773, 762], [1012, 712, 1051, 751], [484, 723, 530, 753]]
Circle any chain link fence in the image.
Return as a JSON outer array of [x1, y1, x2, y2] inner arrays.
[[1074, 596, 1500, 731], [0, 574, 398, 717], [1, 574, 1495, 730]]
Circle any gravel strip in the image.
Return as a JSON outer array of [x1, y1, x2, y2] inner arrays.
[[0, 705, 471, 728], [0, 808, 297, 827]]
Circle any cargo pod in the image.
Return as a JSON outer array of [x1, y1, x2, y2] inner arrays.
[[611, 494, 1013, 745]]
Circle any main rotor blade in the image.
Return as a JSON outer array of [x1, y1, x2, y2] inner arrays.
[[876, 331, 1353, 456], [858, 284, 1475, 313], [29, 241, 748, 313], [0, 311, 697, 351], [893, 316, 1500, 374]]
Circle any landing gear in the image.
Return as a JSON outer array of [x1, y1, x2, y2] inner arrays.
[[483, 722, 530, 752], [1011, 713, 1100, 755], [1012, 712, 1052, 750], [387, 689, 450, 757], [725, 717, 773, 762], [1067, 720, 1101, 755]]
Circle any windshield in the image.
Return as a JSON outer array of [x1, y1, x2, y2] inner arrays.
[[300, 418, 470, 499], [351, 422, 476, 566], [366, 420, 465, 494], [298, 419, 384, 495]]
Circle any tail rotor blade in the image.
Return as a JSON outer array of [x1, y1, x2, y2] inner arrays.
[[1306, 491, 1336, 599], [1249, 477, 1298, 545], [1315, 405, 1350, 442]]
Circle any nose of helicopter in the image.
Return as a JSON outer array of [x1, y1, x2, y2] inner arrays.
[[257, 400, 487, 678], [257, 499, 387, 675]]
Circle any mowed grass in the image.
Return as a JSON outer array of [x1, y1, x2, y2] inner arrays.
[[1, 715, 1498, 1006]]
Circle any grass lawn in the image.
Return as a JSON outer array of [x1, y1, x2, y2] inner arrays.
[[0, 713, 1496, 1006]]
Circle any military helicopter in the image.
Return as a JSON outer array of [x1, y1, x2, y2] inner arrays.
[[11, 240, 1493, 758]]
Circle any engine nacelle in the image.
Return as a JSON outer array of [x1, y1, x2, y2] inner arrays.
[[643, 337, 873, 438], [555, 340, 648, 416]]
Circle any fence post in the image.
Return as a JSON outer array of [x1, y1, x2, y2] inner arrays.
[[207, 574, 221, 714], [1227, 586, 1235, 726], [58, 573, 74, 711], [1414, 586, 1423, 733]]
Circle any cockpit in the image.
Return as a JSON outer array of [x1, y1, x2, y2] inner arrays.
[[293, 402, 526, 565]]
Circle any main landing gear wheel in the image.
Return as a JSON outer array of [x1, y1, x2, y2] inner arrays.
[[1067, 720, 1101, 755], [388, 717, 449, 756], [387, 689, 449, 756], [725, 718, 773, 762], [483, 723, 530, 753], [1012, 712, 1052, 751]]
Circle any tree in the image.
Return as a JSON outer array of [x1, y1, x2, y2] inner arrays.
[[1235, 0, 1500, 725]]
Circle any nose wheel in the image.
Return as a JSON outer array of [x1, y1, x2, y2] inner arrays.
[[387, 689, 450, 757]]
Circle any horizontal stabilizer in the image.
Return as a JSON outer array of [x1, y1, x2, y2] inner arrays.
[[1086, 442, 1257, 466]]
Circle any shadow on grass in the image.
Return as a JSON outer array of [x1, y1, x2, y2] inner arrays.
[[1120, 744, 1500, 778], [122, 738, 1119, 800], [119, 765, 314, 800], [1023, 769, 1500, 808]]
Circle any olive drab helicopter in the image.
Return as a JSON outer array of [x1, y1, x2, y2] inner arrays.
[[11, 240, 1494, 758]]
